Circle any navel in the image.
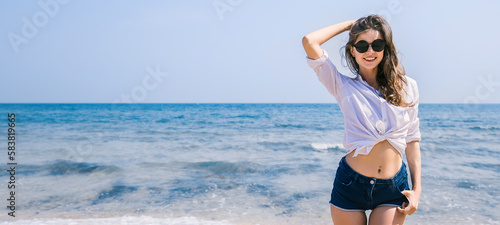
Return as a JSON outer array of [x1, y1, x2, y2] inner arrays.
[[378, 166, 382, 174]]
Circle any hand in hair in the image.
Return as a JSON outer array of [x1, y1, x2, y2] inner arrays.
[[302, 20, 356, 60]]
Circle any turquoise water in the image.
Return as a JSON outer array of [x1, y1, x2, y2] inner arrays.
[[0, 103, 499, 224]]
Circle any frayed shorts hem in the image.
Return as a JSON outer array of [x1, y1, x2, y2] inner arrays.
[[329, 203, 365, 212], [330, 203, 401, 212], [376, 203, 402, 208]]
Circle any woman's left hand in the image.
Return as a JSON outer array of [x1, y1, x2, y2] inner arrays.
[[397, 190, 420, 215]]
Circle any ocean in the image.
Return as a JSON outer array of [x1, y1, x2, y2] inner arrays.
[[0, 103, 499, 225]]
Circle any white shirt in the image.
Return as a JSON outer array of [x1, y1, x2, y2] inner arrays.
[[306, 50, 421, 157]]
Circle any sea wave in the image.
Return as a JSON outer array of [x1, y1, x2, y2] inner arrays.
[[13, 160, 122, 176], [469, 126, 500, 131], [274, 123, 307, 129]]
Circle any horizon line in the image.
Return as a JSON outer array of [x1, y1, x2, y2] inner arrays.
[[1, 102, 500, 105]]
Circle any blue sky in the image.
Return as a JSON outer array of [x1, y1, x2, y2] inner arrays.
[[1, 0, 500, 103]]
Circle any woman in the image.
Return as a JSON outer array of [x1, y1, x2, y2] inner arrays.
[[302, 15, 421, 225]]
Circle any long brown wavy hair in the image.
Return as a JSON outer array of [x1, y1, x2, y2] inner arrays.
[[345, 14, 413, 107]]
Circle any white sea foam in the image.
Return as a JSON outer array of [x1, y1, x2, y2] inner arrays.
[[0, 216, 234, 225], [310, 143, 344, 151]]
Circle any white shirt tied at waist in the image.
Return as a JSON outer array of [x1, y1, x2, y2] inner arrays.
[[306, 49, 421, 157]]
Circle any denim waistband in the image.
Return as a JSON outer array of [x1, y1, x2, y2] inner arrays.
[[339, 156, 407, 185]]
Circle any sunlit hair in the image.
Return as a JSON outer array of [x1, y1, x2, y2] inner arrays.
[[345, 14, 413, 107]]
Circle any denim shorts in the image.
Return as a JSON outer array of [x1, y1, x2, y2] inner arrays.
[[329, 156, 410, 211]]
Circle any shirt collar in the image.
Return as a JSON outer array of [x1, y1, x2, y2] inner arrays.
[[356, 73, 382, 96]]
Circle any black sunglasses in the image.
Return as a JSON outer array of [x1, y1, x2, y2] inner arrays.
[[353, 39, 386, 53]]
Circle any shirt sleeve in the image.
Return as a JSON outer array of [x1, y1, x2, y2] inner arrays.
[[306, 49, 345, 98], [406, 79, 421, 143]]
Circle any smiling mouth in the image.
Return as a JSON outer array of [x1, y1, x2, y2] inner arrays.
[[364, 57, 376, 62]]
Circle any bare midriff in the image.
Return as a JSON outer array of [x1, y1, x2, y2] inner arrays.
[[345, 140, 403, 179]]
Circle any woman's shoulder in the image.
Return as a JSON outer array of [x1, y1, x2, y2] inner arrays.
[[404, 75, 418, 86], [403, 75, 419, 103], [404, 75, 419, 91]]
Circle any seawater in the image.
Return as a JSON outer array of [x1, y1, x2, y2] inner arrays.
[[0, 103, 499, 225]]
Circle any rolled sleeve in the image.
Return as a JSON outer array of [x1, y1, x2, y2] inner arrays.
[[306, 49, 344, 98], [306, 49, 329, 68]]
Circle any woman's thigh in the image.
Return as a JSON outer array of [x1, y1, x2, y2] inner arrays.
[[331, 205, 367, 225], [368, 206, 406, 225]]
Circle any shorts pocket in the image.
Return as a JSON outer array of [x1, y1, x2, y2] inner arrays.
[[393, 177, 409, 194], [335, 171, 353, 187]]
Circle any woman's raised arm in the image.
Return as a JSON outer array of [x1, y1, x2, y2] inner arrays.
[[302, 20, 356, 60]]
